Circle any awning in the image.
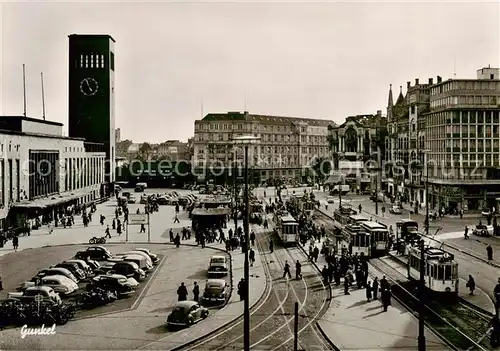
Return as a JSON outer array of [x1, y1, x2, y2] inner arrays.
[[12, 190, 90, 209], [191, 208, 231, 216], [324, 174, 343, 185]]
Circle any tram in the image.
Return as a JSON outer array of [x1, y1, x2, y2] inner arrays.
[[396, 219, 419, 243], [276, 214, 299, 245], [407, 246, 459, 296], [347, 214, 370, 226], [359, 221, 389, 257], [342, 224, 371, 257], [301, 199, 316, 217], [333, 205, 357, 229]]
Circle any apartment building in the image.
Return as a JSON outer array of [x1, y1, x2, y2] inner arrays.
[[423, 66, 500, 211], [385, 78, 431, 210], [328, 111, 387, 193], [192, 111, 334, 184]]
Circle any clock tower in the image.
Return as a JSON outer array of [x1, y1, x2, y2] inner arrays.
[[68, 34, 116, 184]]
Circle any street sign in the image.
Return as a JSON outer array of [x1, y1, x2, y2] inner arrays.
[[128, 214, 147, 225], [35, 294, 44, 313]]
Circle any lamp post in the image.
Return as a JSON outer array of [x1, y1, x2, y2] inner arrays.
[[419, 149, 431, 351], [232, 135, 260, 351]]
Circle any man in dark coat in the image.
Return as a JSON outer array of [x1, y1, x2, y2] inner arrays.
[[177, 282, 188, 301], [487, 244, 493, 261], [192, 282, 200, 302], [381, 287, 392, 312]]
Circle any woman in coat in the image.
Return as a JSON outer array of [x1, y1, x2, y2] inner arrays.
[[366, 281, 372, 302]]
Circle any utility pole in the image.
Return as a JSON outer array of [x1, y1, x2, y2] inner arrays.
[[418, 238, 426, 351], [233, 153, 238, 232], [294, 301, 299, 351], [243, 145, 250, 351]]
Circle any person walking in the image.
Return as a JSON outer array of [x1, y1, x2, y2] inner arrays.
[[269, 240, 274, 253], [105, 226, 111, 239], [295, 260, 302, 280], [249, 248, 255, 267], [464, 226, 469, 239], [173, 214, 180, 223], [177, 282, 188, 301], [487, 244, 494, 261], [366, 281, 372, 302], [250, 231, 256, 246], [192, 282, 200, 302], [372, 277, 379, 300], [467, 275, 476, 295], [283, 260, 292, 279], [12, 236, 19, 251]]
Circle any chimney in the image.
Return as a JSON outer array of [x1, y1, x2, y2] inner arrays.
[[407, 81, 411, 89], [429, 78, 433, 85], [437, 76, 442, 83], [415, 78, 419, 85], [377, 110, 382, 116]]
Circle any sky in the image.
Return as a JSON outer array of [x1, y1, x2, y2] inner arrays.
[[0, 1, 499, 144]]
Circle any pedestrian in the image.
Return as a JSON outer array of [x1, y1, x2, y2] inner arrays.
[[464, 226, 469, 239], [237, 278, 246, 301], [177, 282, 188, 301], [295, 260, 302, 280], [174, 233, 181, 248], [269, 240, 274, 253], [249, 248, 255, 267], [12, 236, 19, 251], [372, 277, 379, 300], [283, 260, 291, 279], [381, 287, 392, 312], [358, 204, 362, 213], [192, 282, 200, 302], [466, 275, 475, 295], [112, 218, 116, 230], [173, 214, 180, 223], [366, 281, 372, 302], [105, 226, 111, 239], [344, 274, 350, 295], [250, 231, 256, 246], [487, 244, 493, 261], [169, 229, 174, 242]]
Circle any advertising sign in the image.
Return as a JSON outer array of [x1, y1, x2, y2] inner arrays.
[[128, 214, 147, 225]]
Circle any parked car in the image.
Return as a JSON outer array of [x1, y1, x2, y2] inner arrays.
[[109, 261, 146, 281], [326, 196, 335, 204], [54, 262, 86, 280], [20, 275, 78, 296], [90, 274, 136, 297], [201, 279, 230, 305], [109, 254, 152, 272], [472, 224, 494, 236], [389, 205, 402, 214], [207, 256, 229, 277], [9, 286, 62, 304], [36, 268, 78, 284], [75, 246, 113, 261], [64, 259, 94, 276], [115, 252, 153, 269], [134, 248, 159, 264], [482, 208, 492, 217], [128, 195, 137, 204], [166, 301, 209, 328]]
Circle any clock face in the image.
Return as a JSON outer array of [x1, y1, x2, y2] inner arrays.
[[80, 78, 99, 96]]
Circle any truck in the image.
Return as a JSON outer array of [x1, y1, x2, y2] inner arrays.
[[330, 185, 350, 195]]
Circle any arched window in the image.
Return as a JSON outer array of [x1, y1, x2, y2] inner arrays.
[[345, 128, 358, 152]]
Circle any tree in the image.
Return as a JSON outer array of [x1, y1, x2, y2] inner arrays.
[[139, 142, 153, 160]]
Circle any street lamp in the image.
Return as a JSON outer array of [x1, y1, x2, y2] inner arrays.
[[419, 149, 431, 351], [231, 135, 260, 351]]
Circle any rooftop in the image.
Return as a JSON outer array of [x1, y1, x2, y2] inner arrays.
[[68, 34, 116, 42], [200, 111, 335, 127]]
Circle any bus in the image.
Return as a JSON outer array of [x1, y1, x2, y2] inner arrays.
[[276, 215, 299, 245], [360, 221, 389, 257]]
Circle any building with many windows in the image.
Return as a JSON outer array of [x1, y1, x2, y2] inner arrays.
[[424, 66, 500, 212], [193, 111, 334, 184], [0, 116, 106, 230], [328, 111, 387, 193]]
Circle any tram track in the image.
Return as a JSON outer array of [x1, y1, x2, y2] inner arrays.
[[370, 257, 492, 351], [176, 225, 332, 350]]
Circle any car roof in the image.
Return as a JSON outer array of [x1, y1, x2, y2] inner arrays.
[[26, 286, 52, 293], [175, 300, 198, 309], [134, 248, 150, 252], [42, 275, 71, 282], [211, 255, 226, 260], [47, 267, 72, 274], [206, 279, 226, 286], [97, 274, 127, 280]]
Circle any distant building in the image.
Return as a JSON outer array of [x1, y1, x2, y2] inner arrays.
[[328, 111, 387, 193], [193, 111, 334, 184], [156, 140, 189, 161], [115, 128, 121, 143], [0, 116, 105, 231]]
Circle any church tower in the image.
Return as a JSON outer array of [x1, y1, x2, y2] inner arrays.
[[387, 84, 394, 122]]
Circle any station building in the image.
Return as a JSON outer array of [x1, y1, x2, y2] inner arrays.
[[0, 116, 106, 231]]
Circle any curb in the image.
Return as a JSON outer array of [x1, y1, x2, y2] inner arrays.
[[315, 321, 341, 351]]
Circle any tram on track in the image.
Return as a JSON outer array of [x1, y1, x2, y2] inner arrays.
[[407, 246, 459, 296], [359, 221, 389, 257], [347, 214, 370, 226], [276, 214, 299, 245], [342, 224, 371, 257], [333, 205, 357, 229]]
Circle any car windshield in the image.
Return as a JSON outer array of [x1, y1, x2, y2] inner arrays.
[[24, 289, 43, 296], [206, 285, 222, 292], [211, 258, 225, 264], [118, 278, 127, 283]]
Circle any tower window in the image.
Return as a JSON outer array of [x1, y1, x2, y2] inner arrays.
[[80, 55, 84, 68], [90, 54, 94, 68], [85, 55, 89, 68], [110, 52, 114, 71], [101, 54, 104, 68]]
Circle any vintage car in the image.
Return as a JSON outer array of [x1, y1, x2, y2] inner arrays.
[[201, 279, 230, 305], [128, 195, 137, 204], [9, 286, 62, 304], [115, 252, 153, 270], [64, 259, 94, 276], [90, 274, 137, 296], [389, 205, 402, 214], [20, 275, 78, 296], [134, 248, 159, 264], [109, 254, 152, 273], [166, 301, 209, 328], [36, 267, 78, 284], [207, 256, 229, 277], [109, 261, 146, 281], [472, 224, 494, 237], [482, 208, 492, 217], [326, 196, 335, 204], [75, 246, 113, 261], [54, 262, 86, 280]]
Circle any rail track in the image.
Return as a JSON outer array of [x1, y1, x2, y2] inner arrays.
[[370, 257, 492, 351], [175, 228, 332, 350]]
